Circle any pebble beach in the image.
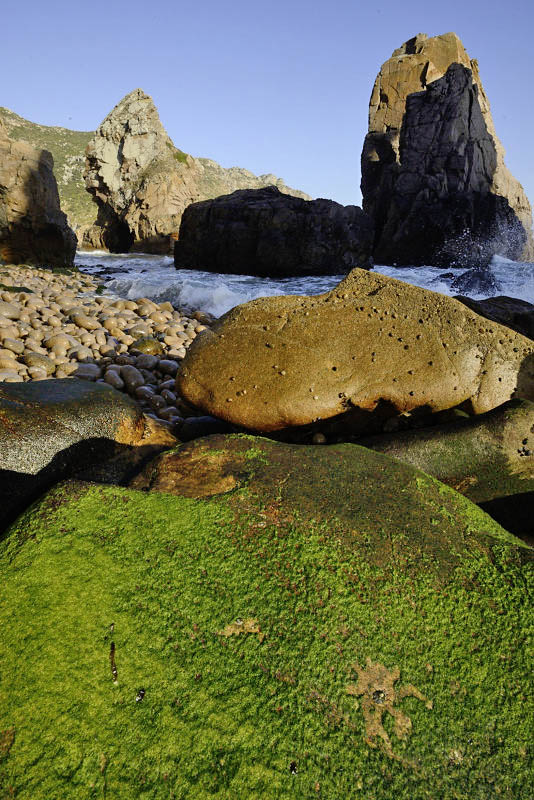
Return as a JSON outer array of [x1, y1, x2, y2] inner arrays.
[[0, 264, 212, 430]]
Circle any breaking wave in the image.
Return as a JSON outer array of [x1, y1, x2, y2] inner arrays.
[[75, 251, 534, 318]]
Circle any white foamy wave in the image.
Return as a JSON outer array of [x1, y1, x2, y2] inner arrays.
[[76, 250, 534, 317], [76, 251, 345, 317]]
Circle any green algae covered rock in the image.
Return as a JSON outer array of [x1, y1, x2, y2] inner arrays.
[[1, 436, 533, 799], [360, 399, 534, 542]]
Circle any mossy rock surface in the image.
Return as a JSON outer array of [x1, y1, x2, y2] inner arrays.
[[360, 399, 534, 542], [1, 436, 533, 799]]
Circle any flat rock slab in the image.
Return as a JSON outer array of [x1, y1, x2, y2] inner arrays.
[[177, 268, 534, 431], [0, 378, 175, 527], [1, 434, 532, 797]]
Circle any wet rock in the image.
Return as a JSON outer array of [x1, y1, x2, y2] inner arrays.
[[450, 267, 501, 296], [131, 336, 164, 356], [23, 353, 55, 375], [174, 186, 374, 277], [177, 268, 534, 432], [75, 363, 102, 381], [120, 364, 145, 392], [0, 379, 176, 526]]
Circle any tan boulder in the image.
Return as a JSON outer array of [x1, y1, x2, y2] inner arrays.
[[176, 268, 534, 431]]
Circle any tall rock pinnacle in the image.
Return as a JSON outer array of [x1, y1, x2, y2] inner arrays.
[[361, 32, 533, 266], [84, 89, 201, 253], [83, 89, 311, 254]]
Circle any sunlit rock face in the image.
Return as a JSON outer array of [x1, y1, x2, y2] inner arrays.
[[361, 32, 534, 266], [176, 268, 534, 433], [0, 120, 76, 268], [84, 89, 202, 254]]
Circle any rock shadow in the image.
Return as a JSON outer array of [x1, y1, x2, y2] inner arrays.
[[0, 148, 76, 268], [0, 436, 168, 536]]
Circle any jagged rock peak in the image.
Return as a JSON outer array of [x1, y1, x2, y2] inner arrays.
[[362, 32, 533, 264], [96, 88, 172, 148], [84, 88, 200, 253]]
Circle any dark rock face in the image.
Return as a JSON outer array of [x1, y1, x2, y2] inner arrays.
[[371, 64, 526, 266], [455, 294, 534, 340], [0, 122, 76, 268], [450, 266, 501, 296], [174, 186, 374, 277], [361, 33, 533, 265]]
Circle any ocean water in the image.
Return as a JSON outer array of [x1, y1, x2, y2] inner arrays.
[[75, 251, 534, 318]]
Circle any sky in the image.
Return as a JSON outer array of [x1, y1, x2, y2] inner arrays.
[[2, 0, 533, 210]]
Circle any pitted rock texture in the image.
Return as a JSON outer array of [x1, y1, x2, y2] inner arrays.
[[174, 186, 373, 277], [176, 268, 534, 432], [0, 121, 76, 268], [455, 294, 534, 341], [84, 89, 310, 254], [361, 32, 533, 264]]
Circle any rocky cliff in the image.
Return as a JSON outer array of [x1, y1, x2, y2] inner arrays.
[[0, 107, 94, 238], [361, 32, 534, 265], [0, 97, 309, 253], [0, 121, 77, 268], [84, 89, 311, 254]]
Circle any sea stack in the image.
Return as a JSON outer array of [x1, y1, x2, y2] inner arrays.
[[83, 89, 311, 255], [84, 89, 202, 254], [0, 120, 76, 268], [361, 32, 534, 266]]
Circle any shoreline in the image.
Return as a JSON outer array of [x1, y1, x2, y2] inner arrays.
[[0, 262, 212, 430]]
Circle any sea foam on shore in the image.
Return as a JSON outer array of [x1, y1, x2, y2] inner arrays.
[[76, 251, 534, 319]]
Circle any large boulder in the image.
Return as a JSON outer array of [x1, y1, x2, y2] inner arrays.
[[1, 434, 531, 798], [362, 32, 533, 265], [0, 378, 175, 528], [360, 398, 534, 541], [0, 121, 76, 268], [176, 268, 534, 432], [174, 186, 374, 276]]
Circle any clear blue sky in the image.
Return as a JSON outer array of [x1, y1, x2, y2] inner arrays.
[[2, 0, 533, 211]]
